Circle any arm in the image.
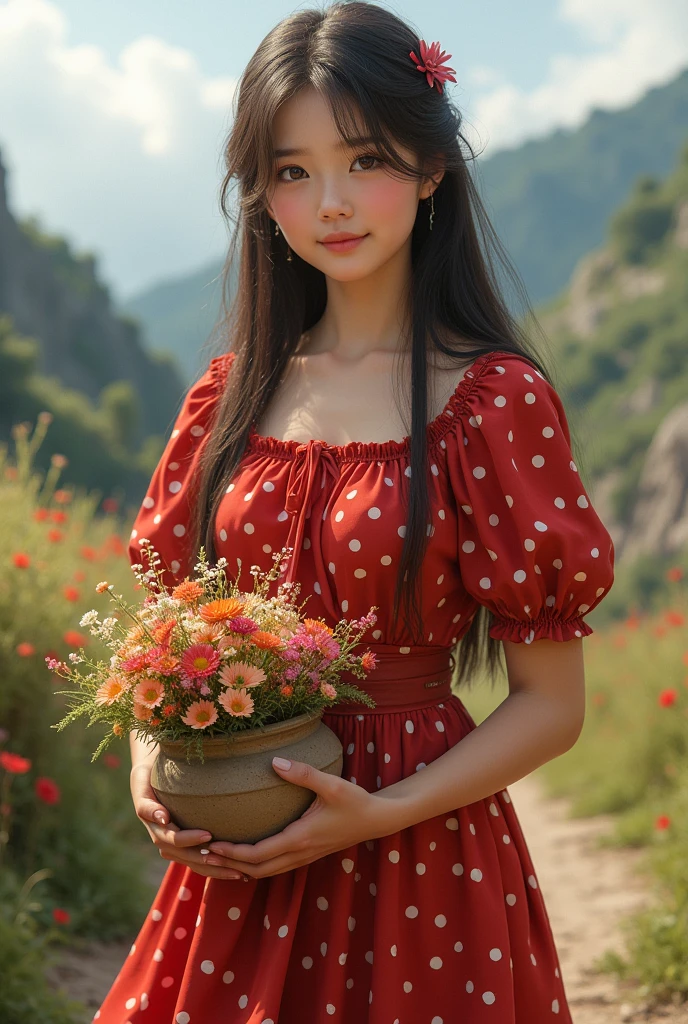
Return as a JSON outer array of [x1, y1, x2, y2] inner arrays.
[[130, 730, 159, 772], [374, 636, 586, 829]]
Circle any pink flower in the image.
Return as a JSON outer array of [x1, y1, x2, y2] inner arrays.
[[180, 644, 220, 679], [133, 700, 154, 722], [219, 662, 266, 689], [320, 682, 337, 700], [133, 678, 164, 709], [181, 700, 218, 730], [409, 40, 457, 94], [218, 687, 255, 718]]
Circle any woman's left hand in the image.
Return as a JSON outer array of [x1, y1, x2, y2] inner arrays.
[[204, 757, 399, 878]]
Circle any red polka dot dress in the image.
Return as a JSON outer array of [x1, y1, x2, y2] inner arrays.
[[95, 349, 615, 1024]]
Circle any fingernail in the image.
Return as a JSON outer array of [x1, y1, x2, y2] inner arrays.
[[154, 811, 167, 824], [273, 756, 291, 770], [207, 856, 228, 866], [200, 833, 213, 841]]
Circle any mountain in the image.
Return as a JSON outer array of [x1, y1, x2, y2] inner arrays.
[[120, 67, 688, 384], [541, 141, 688, 615], [0, 149, 188, 506]]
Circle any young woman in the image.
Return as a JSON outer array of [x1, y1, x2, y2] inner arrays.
[[95, 3, 615, 1021]]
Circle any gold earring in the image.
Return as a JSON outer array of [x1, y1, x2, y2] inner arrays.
[[429, 190, 435, 231], [274, 222, 279, 236], [274, 221, 293, 260]]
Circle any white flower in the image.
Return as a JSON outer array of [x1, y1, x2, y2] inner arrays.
[[79, 610, 100, 627]]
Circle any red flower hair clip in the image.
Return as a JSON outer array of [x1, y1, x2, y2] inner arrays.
[[409, 40, 457, 95]]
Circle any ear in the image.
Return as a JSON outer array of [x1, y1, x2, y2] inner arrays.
[[419, 160, 445, 200]]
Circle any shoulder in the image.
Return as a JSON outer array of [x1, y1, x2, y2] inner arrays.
[[460, 349, 566, 423], [206, 350, 237, 394]]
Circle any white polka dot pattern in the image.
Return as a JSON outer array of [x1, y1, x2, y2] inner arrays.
[[112, 350, 593, 1024]]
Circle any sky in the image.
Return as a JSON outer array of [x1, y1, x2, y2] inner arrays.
[[0, 0, 687, 303]]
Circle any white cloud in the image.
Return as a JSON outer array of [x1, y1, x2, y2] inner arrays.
[[0, 0, 236, 298], [465, 0, 688, 154]]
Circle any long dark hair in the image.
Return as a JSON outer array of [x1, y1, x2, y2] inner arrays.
[[188, 0, 575, 689]]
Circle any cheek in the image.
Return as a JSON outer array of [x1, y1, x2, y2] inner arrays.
[[272, 191, 310, 235], [362, 180, 416, 227]]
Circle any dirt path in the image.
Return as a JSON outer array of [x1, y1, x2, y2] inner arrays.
[[48, 774, 687, 1023]]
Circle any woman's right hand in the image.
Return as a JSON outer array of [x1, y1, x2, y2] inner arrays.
[[130, 762, 248, 881]]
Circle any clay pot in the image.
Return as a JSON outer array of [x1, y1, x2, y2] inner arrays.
[[150, 711, 343, 843]]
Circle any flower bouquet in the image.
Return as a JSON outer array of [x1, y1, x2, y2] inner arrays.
[[50, 540, 379, 841]]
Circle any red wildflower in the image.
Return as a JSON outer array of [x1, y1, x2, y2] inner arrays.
[[53, 489, 72, 505], [63, 630, 88, 648], [279, 684, 294, 697], [52, 908, 70, 925], [33, 508, 50, 522], [658, 689, 678, 708], [16, 642, 35, 657], [4, 466, 18, 480], [47, 529, 64, 543], [12, 552, 30, 569], [666, 567, 683, 582], [35, 776, 61, 805], [591, 692, 606, 708], [50, 510, 68, 524], [73, 570, 86, 582], [80, 546, 97, 561], [0, 751, 32, 774], [664, 610, 685, 627], [655, 815, 671, 831], [63, 586, 80, 602], [103, 754, 121, 769], [162, 704, 178, 718], [102, 498, 119, 514]]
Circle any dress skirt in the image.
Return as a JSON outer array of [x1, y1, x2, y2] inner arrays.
[[94, 692, 572, 1023]]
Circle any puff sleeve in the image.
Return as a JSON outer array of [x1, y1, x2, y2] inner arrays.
[[446, 352, 615, 643], [127, 353, 232, 591]]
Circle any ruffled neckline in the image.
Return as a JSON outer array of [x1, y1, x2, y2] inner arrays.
[[210, 349, 497, 463]]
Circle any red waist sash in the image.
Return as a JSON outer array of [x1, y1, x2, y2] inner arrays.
[[326, 644, 455, 714]]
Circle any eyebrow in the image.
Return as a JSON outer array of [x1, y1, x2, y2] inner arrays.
[[273, 135, 379, 159]]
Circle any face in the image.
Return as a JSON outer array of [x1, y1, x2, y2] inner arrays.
[[265, 86, 442, 281]]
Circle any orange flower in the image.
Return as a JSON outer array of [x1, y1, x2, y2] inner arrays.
[[73, 570, 86, 583], [53, 489, 72, 505], [33, 508, 49, 522], [250, 631, 285, 651], [279, 684, 294, 696], [664, 610, 685, 627], [51, 510, 67, 524], [113, 723, 123, 737], [80, 546, 97, 561], [102, 498, 119, 514], [103, 754, 121, 769], [151, 620, 176, 646], [95, 676, 129, 705], [218, 687, 254, 718], [172, 580, 205, 604], [63, 586, 80, 602], [133, 700, 154, 722], [181, 700, 219, 729], [303, 618, 334, 636], [199, 598, 245, 624], [47, 529, 64, 543], [191, 623, 226, 645], [13, 553, 30, 569], [4, 466, 18, 481], [361, 651, 377, 672], [655, 815, 671, 831], [16, 642, 35, 657], [666, 567, 683, 582]]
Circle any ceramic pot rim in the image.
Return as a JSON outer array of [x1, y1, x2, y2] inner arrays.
[[156, 708, 324, 760]]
